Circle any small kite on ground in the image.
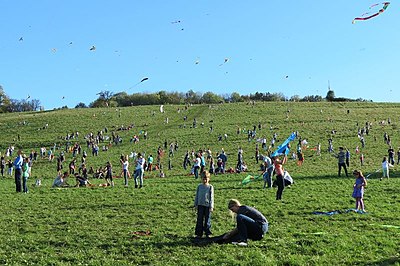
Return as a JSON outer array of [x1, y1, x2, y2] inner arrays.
[[241, 174, 262, 185], [352, 2, 390, 23]]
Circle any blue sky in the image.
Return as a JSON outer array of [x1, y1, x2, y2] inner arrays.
[[0, 1, 398, 110]]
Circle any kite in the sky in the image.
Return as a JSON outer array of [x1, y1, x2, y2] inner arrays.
[[140, 77, 149, 83], [219, 58, 229, 66], [90, 45, 96, 51], [19, 37, 23, 41], [129, 77, 149, 89], [352, 2, 390, 23], [171, 20, 181, 24]]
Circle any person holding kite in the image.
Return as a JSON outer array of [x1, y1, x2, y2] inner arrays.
[[273, 155, 288, 200]]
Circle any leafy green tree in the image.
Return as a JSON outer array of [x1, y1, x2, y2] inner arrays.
[[75, 102, 88, 108], [326, 90, 335, 101], [201, 91, 224, 103], [0, 85, 11, 112], [230, 92, 243, 102]]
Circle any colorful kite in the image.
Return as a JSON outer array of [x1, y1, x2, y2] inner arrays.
[[241, 174, 262, 185], [352, 2, 390, 23], [271, 132, 296, 157]]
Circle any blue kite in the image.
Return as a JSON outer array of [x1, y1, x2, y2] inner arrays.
[[271, 132, 296, 157]]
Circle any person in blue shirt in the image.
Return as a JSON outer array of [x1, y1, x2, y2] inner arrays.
[[14, 150, 23, 192]]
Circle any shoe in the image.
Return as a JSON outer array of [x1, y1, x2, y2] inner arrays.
[[232, 241, 247, 246], [139, 185, 142, 189], [135, 185, 138, 188]]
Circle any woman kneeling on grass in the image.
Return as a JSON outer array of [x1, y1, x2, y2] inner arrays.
[[222, 199, 268, 246]]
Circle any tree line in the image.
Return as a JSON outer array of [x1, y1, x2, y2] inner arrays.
[[0, 85, 369, 113]]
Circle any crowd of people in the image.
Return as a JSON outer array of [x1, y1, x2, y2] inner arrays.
[[3, 108, 399, 247]]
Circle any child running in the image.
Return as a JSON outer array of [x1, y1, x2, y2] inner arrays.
[[194, 170, 214, 238]]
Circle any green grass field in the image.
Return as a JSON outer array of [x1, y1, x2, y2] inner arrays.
[[0, 102, 399, 265]]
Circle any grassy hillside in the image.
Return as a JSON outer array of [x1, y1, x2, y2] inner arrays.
[[0, 102, 399, 265]]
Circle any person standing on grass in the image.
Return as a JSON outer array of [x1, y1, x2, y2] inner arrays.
[[105, 161, 114, 187], [345, 147, 350, 167], [7, 159, 13, 176], [14, 150, 23, 192], [262, 155, 274, 189], [22, 157, 31, 193], [194, 170, 214, 238], [335, 147, 348, 177], [352, 170, 367, 212], [122, 155, 130, 187], [273, 155, 287, 200], [381, 156, 394, 181], [0, 156, 5, 177], [388, 146, 395, 165], [146, 154, 153, 172], [133, 153, 145, 188], [222, 199, 268, 246], [193, 153, 201, 179]]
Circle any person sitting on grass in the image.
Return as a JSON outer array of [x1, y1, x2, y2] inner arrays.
[[52, 172, 70, 188], [222, 199, 268, 246], [74, 173, 92, 187]]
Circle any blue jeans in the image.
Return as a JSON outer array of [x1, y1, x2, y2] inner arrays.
[[23, 175, 29, 193], [194, 166, 200, 179], [195, 205, 212, 237], [263, 167, 274, 188], [233, 214, 268, 242], [134, 168, 144, 187], [15, 168, 22, 192], [123, 169, 129, 186]]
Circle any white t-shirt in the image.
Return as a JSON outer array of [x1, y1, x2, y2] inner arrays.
[[123, 161, 129, 171], [136, 157, 145, 170], [194, 157, 201, 167]]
